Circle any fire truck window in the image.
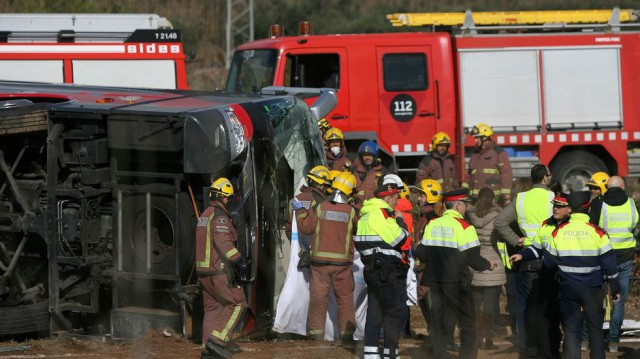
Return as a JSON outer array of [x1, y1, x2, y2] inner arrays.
[[383, 53, 428, 92], [226, 49, 277, 93], [284, 54, 340, 89], [0, 60, 64, 83], [73, 60, 176, 89]]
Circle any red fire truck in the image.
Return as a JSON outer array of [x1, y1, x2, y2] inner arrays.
[[0, 14, 188, 89], [226, 8, 640, 189]]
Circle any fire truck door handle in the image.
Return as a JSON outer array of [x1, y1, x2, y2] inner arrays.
[[418, 111, 435, 117], [330, 114, 348, 120], [435, 80, 441, 119]]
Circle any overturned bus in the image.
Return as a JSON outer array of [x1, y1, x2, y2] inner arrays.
[[0, 81, 334, 338]]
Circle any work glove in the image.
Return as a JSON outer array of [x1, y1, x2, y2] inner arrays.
[[234, 257, 251, 283], [297, 250, 311, 270], [609, 277, 621, 301], [291, 199, 305, 211]]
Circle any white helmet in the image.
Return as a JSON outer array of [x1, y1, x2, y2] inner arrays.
[[382, 174, 403, 188]]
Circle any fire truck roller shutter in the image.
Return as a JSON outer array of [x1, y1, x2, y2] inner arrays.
[[121, 184, 195, 278], [550, 150, 609, 193]]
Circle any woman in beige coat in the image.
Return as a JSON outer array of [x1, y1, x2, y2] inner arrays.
[[468, 187, 506, 350]]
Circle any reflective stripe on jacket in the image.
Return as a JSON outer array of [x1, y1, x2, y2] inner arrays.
[[311, 201, 357, 265], [515, 187, 554, 246], [599, 198, 638, 251], [195, 201, 240, 274]]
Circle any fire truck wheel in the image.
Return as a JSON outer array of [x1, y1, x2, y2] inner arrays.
[[550, 150, 608, 193], [121, 188, 196, 278]]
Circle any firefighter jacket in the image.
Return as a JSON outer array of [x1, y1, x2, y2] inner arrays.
[[416, 209, 491, 282], [597, 187, 639, 264], [300, 200, 358, 265], [351, 159, 388, 205], [415, 151, 459, 192], [196, 200, 241, 275], [520, 216, 567, 262], [354, 198, 409, 265], [467, 142, 513, 198], [413, 204, 439, 250], [494, 184, 553, 248], [395, 198, 414, 253], [326, 147, 352, 171], [543, 213, 619, 291], [285, 185, 326, 244]]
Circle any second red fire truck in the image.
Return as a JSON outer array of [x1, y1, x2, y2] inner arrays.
[[227, 8, 640, 189]]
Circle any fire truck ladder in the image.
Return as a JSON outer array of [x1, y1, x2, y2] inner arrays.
[[0, 13, 173, 42], [387, 7, 640, 34]]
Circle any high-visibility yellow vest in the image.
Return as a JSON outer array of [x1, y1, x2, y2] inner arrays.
[[497, 242, 511, 270], [421, 209, 480, 251], [515, 187, 554, 246], [599, 198, 638, 250], [354, 198, 408, 260], [531, 221, 557, 251]]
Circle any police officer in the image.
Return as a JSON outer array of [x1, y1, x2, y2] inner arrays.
[[301, 172, 358, 340], [324, 127, 352, 171], [354, 181, 409, 359], [494, 164, 554, 357], [196, 178, 250, 359], [415, 188, 496, 359], [416, 132, 459, 192], [510, 193, 571, 359], [587, 171, 609, 224], [467, 123, 513, 202], [542, 191, 620, 359], [352, 140, 388, 205], [594, 176, 638, 353]]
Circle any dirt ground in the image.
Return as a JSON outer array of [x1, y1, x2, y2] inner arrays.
[[1, 293, 639, 358]]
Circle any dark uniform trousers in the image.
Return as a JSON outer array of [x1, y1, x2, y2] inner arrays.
[[429, 281, 477, 359], [363, 261, 406, 359], [199, 274, 248, 346], [560, 283, 605, 359], [538, 266, 561, 359]]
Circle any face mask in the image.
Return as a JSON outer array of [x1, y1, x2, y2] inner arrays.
[[330, 146, 341, 156]]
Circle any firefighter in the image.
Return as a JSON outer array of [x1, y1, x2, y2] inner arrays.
[[324, 127, 352, 171], [509, 193, 571, 359], [354, 181, 409, 359], [196, 178, 250, 359], [285, 165, 330, 241], [586, 171, 609, 224], [494, 164, 554, 358], [542, 191, 620, 359], [415, 188, 495, 359], [302, 171, 358, 340], [317, 117, 331, 136], [466, 123, 513, 202], [352, 140, 388, 205], [415, 131, 459, 192], [594, 176, 638, 353]]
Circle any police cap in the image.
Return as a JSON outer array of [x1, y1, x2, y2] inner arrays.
[[442, 188, 471, 203], [567, 191, 591, 210], [374, 183, 399, 198]]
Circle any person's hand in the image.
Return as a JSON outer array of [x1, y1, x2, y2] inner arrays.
[[612, 293, 621, 303], [517, 237, 525, 247], [488, 261, 497, 271], [510, 254, 523, 264], [291, 199, 305, 211]]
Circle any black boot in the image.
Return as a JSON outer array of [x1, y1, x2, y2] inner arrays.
[[480, 337, 498, 350], [205, 340, 233, 359]]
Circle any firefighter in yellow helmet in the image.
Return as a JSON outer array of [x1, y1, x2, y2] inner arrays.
[[285, 165, 330, 247], [298, 171, 359, 340], [324, 127, 352, 171], [466, 123, 513, 202], [196, 178, 249, 359], [416, 132, 459, 192]]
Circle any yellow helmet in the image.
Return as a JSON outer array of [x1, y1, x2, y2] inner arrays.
[[472, 123, 493, 138], [210, 177, 234, 197], [307, 165, 331, 186], [326, 170, 343, 193], [399, 183, 410, 199], [331, 172, 357, 196], [586, 171, 609, 194], [324, 127, 344, 143], [416, 179, 443, 204], [431, 132, 451, 148], [317, 117, 330, 131]]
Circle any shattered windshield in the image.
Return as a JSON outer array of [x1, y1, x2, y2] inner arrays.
[[226, 49, 277, 94], [255, 96, 326, 185]]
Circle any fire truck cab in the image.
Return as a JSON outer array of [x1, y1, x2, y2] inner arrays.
[[0, 13, 188, 89], [227, 8, 640, 190]]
